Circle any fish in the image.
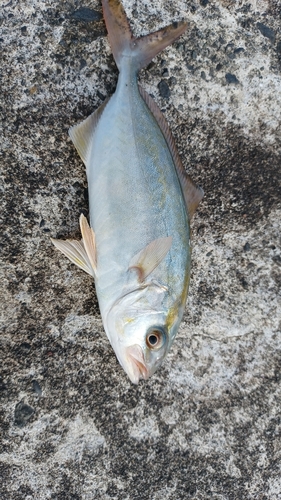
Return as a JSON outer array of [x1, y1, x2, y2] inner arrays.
[[51, 0, 203, 384]]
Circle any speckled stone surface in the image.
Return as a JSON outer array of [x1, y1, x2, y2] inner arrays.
[[1, 1, 281, 499]]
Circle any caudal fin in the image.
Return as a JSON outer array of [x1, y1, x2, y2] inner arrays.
[[102, 0, 187, 71]]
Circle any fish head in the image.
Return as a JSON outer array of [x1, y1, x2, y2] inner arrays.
[[106, 283, 182, 383]]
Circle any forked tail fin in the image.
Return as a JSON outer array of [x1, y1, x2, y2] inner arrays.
[[102, 0, 187, 71]]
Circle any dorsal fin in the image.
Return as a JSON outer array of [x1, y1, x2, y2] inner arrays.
[[69, 98, 109, 166], [139, 86, 203, 218]]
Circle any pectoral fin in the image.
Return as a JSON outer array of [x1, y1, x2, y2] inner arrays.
[[51, 238, 95, 277], [129, 236, 172, 282], [51, 214, 97, 277]]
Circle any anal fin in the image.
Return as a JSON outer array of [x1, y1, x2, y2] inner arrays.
[[69, 98, 109, 166]]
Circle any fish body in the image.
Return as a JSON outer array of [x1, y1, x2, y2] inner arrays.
[[87, 67, 190, 377], [52, 0, 203, 383]]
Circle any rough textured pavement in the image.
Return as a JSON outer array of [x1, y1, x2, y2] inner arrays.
[[1, 1, 281, 499]]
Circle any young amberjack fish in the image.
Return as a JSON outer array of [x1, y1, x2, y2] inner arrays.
[[51, 0, 203, 384]]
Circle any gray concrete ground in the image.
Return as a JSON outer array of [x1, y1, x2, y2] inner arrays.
[[1, 0, 281, 499]]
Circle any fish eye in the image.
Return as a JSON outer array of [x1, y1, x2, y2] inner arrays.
[[146, 327, 166, 350]]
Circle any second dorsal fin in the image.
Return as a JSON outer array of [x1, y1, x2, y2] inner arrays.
[[139, 86, 203, 218]]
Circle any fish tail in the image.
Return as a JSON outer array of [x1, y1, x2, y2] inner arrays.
[[102, 0, 187, 72]]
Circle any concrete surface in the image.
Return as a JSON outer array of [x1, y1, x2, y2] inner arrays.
[[1, 0, 280, 499]]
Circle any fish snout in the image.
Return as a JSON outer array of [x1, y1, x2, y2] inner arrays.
[[126, 344, 149, 384]]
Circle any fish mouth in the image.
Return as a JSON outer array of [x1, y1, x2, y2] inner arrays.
[[126, 344, 149, 384]]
